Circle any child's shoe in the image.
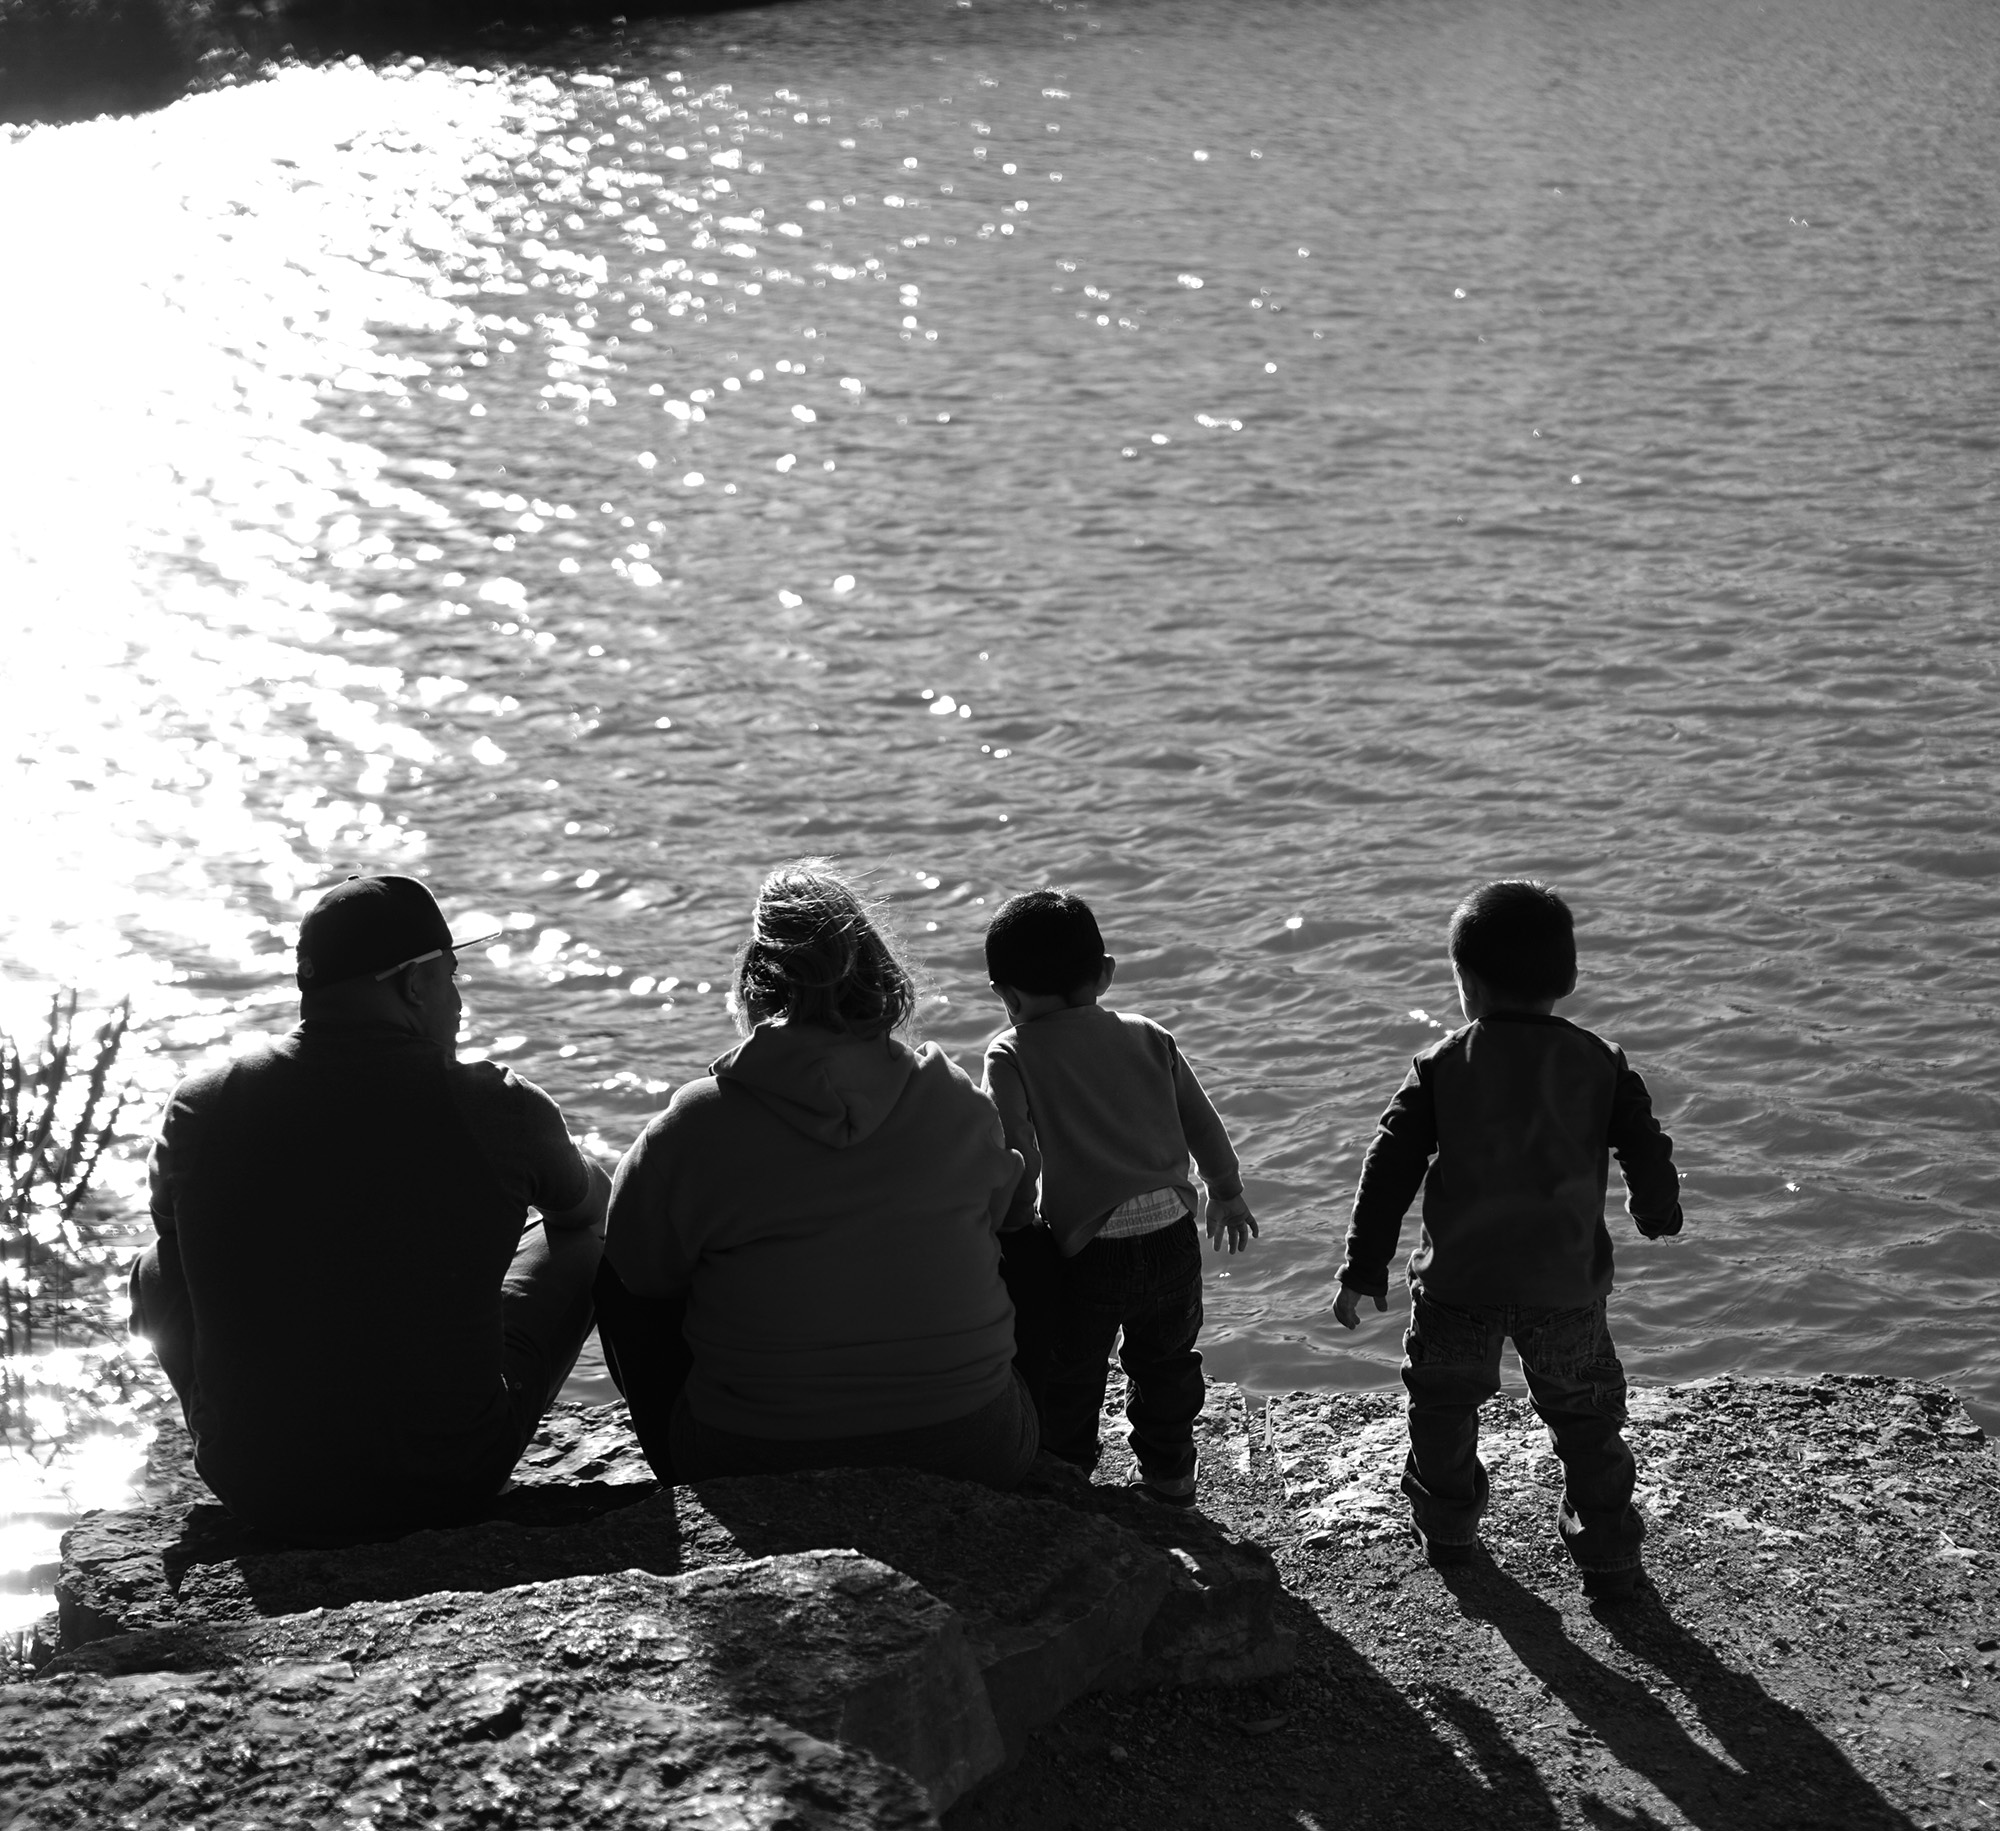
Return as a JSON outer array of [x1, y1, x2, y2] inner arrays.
[[1411, 1525, 1478, 1568], [1580, 1564, 1643, 1603], [1135, 1465, 1199, 1509]]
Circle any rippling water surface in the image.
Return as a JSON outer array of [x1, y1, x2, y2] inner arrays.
[[4, 0, 1998, 1593]]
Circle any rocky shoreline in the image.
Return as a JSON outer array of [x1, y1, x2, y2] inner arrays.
[[8, 1374, 1996, 1827], [960, 1374, 2000, 1831]]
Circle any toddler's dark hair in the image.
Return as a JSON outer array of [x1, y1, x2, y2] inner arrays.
[[731, 858, 915, 1037], [1448, 879, 1576, 1003], [984, 888, 1107, 997]]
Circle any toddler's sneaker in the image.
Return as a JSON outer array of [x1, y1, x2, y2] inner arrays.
[[1135, 1465, 1199, 1509], [1412, 1525, 1478, 1568]]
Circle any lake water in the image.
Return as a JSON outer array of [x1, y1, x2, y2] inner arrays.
[[3, 0, 1997, 1606]]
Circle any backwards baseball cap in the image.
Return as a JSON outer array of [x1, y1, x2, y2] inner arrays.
[[295, 874, 503, 990]]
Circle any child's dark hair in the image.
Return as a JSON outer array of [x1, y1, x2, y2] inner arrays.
[[984, 888, 1107, 997], [731, 858, 916, 1037], [1448, 879, 1576, 1003]]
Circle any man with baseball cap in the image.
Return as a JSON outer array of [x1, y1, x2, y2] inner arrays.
[[130, 872, 609, 1542]]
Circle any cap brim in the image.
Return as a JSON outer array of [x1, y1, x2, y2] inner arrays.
[[449, 926, 506, 954]]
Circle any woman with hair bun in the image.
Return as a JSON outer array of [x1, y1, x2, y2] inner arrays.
[[596, 859, 1036, 1487]]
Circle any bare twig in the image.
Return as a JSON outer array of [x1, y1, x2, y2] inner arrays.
[[0, 991, 135, 1429]]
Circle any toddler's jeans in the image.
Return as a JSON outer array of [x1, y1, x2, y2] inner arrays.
[[1400, 1292, 1644, 1574], [1031, 1213, 1205, 1485]]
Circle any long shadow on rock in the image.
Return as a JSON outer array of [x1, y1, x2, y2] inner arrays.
[[1011, 1472, 1297, 1690], [52, 1480, 675, 1647], [1281, 1595, 1565, 1831], [207, 1481, 682, 1624], [947, 1590, 1563, 1831], [1439, 1562, 1915, 1831], [680, 1471, 1175, 1758]]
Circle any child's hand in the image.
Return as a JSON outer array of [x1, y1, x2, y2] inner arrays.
[[1206, 1193, 1258, 1253], [1636, 1201, 1684, 1240], [1333, 1284, 1387, 1330]]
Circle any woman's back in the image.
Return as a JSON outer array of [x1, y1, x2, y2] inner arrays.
[[607, 1021, 1021, 1439]]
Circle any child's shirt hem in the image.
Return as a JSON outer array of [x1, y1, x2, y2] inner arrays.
[[982, 1004, 1242, 1258]]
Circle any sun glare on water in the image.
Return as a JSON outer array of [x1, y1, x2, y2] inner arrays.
[[0, 67, 530, 1035], [1, 67, 535, 1611]]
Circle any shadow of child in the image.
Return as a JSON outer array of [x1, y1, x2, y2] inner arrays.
[[1436, 1560, 1915, 1831]]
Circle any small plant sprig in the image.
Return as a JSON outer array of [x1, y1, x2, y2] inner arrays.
[[1, 992, 132, 1360]]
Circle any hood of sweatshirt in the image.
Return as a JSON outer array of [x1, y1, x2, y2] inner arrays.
[[709, 1021, 917, 1148]]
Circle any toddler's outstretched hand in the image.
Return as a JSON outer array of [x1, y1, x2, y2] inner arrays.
[[1207, 1193, 1258, 1253], [1333, 1284, 1387, 1330]]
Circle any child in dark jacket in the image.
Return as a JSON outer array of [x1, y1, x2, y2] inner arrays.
[[982, 889, 1254, 1506], [1335, 879, 1682, 1598]]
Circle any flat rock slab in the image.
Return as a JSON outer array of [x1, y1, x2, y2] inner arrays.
[[52, 1480, 655, 1648], [50, 1552, 1003, 1812], [56, 1400, 659, 1648], [665, 1467, 1181, 1755], [2, 1659, 937, 1830], [60, 1465, 1189, 1760]]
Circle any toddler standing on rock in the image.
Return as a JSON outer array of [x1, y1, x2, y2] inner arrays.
[[1334, 879, 1683, 1599], [981, 889, 1255, 1508]]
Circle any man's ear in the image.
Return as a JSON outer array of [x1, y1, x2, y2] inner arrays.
[[399, 955, 452, 1010], [1097, 956, 1117, 994]]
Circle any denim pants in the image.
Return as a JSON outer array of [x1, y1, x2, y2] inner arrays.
[[1029, 1214, 1205, 1483], [1401, 1292, 1643, 1573], [128, 1218, 600, 1535]]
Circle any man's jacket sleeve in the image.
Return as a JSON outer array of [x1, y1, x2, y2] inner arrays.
[[1338, 1060, 1437, 1299]]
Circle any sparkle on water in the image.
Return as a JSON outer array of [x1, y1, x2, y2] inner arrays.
[[3, 0, 1998, 1615]]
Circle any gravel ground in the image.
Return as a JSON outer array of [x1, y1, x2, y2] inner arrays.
[[947, 1373, 1999, 1831]]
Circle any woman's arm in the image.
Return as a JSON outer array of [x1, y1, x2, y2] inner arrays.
[[604, 1099, 704, 1298]]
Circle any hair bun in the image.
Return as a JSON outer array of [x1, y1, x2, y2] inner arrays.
[[731, 859, 915, 1037]]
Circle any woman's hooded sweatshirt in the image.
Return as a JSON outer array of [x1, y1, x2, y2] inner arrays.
[[605, 1021, 1024, 1439]]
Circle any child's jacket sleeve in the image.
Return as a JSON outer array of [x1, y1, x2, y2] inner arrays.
[[1337, 1060, 1436, 1300], [1170, 1042, 1245, 1203], [1609, 1058, 1682, 1237]]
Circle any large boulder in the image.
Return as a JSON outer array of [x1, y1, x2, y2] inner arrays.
[[49, 1405, 1300, 1810], [2, 1657, 937, 1829], [56, 1464, 1182, 1759], [49, 1552, 1003, 1813]]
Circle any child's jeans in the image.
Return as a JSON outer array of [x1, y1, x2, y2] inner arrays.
[[1029, 1214, 1205, 1483], [1401, 1292, 1644, 1574]]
